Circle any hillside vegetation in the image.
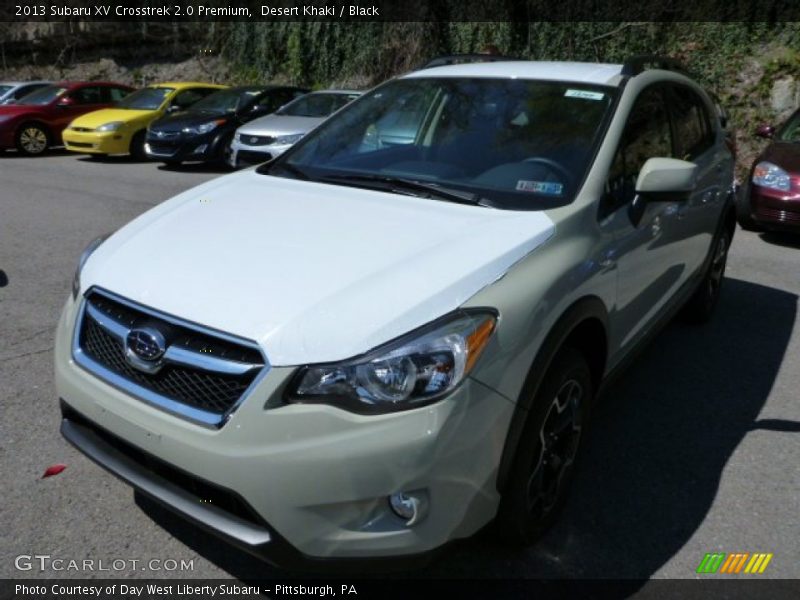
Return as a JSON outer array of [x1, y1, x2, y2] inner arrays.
[[2, 22, 799, 174]]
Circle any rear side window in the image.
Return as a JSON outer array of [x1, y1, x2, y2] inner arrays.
[[604, 86, 673, 214], [72, 86, 104, 105], [668, 85, 714, 160], [107, 87, 130, 102]]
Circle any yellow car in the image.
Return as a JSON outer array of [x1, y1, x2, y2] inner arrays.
[[63, 82, 228, 158]]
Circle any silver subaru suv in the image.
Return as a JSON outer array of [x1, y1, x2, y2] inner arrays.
[[56, 55, 735, 570]]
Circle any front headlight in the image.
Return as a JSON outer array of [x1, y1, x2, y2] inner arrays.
[[286, 311, 497, 414], [183, 119, 226, 135], [752, 161, 791, 192], [96, 121, 124, 132], [274, 133, 304, 145], [71, 234, 110, 300]]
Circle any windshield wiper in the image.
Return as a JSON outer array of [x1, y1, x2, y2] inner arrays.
[[321, 173, 490, 207]]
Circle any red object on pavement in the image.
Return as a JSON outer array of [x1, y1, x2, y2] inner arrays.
[[42, 464, 67, 478]]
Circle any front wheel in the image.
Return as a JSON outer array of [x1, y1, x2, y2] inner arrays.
[[682, 229, 730, 324], [495, 347, 592, 546], [16, 123, 50, 155], [129, 131, 147, 160]]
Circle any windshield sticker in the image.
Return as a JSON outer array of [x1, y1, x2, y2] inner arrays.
[[516, 180, 564, 195], [565, 89, 605, 101]]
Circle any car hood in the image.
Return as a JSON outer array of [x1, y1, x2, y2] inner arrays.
[[237, 114, 324, 137], [81, 170, 555, 366], [0, 104, 44, 117], [71, 108, 157, 128], [150, 110, 230, 133], [759, 142, 800, 174]]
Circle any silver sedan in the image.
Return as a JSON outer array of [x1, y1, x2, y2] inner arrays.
[[228, 90, 361, 168]]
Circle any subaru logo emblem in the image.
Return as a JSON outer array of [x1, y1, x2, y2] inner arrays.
[[125, 327, 166, 373], [156, 131, 165, 138], [250, 136, 259, 144]]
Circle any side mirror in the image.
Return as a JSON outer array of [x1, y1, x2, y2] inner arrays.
[[635, 157, 697, 201], [56, 96, 75, 108], [166, 105, 181, 113], [755, 124, 775, 139]]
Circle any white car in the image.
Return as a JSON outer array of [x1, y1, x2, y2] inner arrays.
[[0, 80, 51, 105], [57, 55, 734, 569], [227, 90, 361, 168]]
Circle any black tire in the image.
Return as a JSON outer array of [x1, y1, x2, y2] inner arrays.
[[495, 347, 592, 546], [734, 185, 764, 232], [15, 122, 50, 155], [682, 229, 730, 324], [217, 132, 235, 168], [129, 131, 146, 160]]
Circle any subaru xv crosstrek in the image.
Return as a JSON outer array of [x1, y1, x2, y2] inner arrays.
[[56, 56, 736, 569]]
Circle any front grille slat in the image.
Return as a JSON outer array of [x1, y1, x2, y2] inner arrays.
[[237, 134, 275, 146], [76, 290, 266, 426]]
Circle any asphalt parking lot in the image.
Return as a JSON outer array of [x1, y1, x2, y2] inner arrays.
[[1, 151, 799, 584]]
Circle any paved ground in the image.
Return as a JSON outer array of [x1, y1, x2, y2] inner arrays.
[[1, 151, 798, 586]]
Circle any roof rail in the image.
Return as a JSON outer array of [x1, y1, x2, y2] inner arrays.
[[419, 54, 524, 70], [621, 55, 689, 77]]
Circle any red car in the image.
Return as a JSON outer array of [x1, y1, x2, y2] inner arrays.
[[0, 81, 133, 156], [737, 109, 800, 232]]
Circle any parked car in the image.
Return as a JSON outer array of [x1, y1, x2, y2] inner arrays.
[[0, 80, 52, 105], [736, 109, 800, 232], [0, 82, 133, 155], [57, 56, 735, 569], [228, 90, 361, 168], [144, 85, 308, 166], [62, 82, 227, 159]]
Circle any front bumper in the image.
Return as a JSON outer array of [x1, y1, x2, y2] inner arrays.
[[55, 295, 514, 564], [0, 126, 16, 149], [144, 133, 219, 163], [228, 140, 293, 168], [746, 182, 800, 232], [63, 129, 131, 155]]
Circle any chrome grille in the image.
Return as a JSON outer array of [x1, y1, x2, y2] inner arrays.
[[74, 289, 268, 427], [756, 205, 800, 223], [238, 134, 275, 146]]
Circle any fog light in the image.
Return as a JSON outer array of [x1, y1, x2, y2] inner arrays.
[[388, 491, 428, 526]]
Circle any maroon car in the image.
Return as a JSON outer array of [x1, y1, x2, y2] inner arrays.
[[737, 109, 800, 232], [0, 81, 133, 156]]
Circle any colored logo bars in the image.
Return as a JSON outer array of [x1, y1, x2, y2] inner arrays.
[[696, 552, 773, 574]]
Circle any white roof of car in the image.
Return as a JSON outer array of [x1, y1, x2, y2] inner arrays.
[[405, 61, 624, 86]]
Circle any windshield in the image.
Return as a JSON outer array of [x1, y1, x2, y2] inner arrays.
[[277, 93, 358, 118], [116, 87, 173, 110], [189, 88, 258, 113], [18, 85, 67, 106], [265, 78, 615, 209], [777, 110, 800, 142]]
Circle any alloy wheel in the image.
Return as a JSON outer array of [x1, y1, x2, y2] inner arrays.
[[707, 234, 728, 304], [19, 127, 48, 154], [526, 378, 583, 516]]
